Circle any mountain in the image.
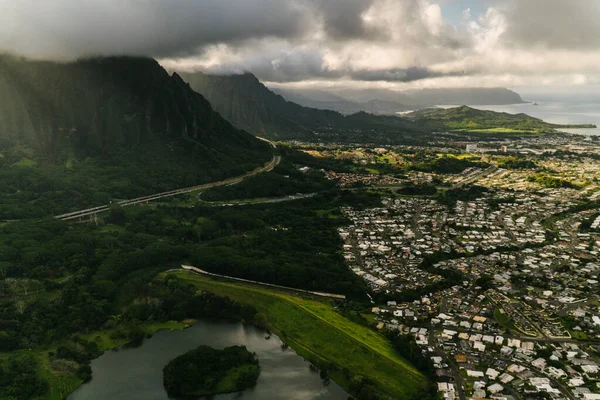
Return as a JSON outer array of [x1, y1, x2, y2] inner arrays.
[[0, 55, 272, 217], [271, 87, 411, 115], [403, 88, 525, 106], [407, 105, 595, 131], [178, 71, 427, 140], [0, 55, 268, 157], [272, 87, 524, 114]]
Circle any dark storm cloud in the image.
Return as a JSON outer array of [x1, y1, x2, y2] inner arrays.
[[500, 0, 600, 50], [315, 0, 384, 41], [0, 0, 313, 59]]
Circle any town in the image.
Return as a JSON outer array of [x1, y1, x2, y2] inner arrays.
[[303, 134, 600, 400]]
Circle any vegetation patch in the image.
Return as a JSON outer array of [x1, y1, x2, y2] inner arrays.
[[11, 157, 37, 167], [407, 105, 595, 132], [528, 173, 582, 189], [163, 345, 260, 397]]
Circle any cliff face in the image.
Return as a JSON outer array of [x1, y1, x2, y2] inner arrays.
[[0, 55, 268, 157], [179, 71, 325, 138], [179, 71, 427, 139]]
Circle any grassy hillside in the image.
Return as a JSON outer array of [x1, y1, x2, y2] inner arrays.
[[172, 271, 428, 400], [408, 105, 595, 132]]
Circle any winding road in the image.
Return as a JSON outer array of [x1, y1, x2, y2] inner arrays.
[[55, 137, 279, 221]]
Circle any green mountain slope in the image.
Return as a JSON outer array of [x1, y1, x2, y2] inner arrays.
[[178, 71, 428, 140], [407, 105, 596, 132], [0, 55, 271, 218]]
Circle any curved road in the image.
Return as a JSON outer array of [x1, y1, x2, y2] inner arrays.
[[55, 137, 279, 221]]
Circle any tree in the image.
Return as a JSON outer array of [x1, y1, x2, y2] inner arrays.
[[107, 204, 126, 225]]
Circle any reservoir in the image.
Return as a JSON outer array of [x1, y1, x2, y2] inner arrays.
[[68, 320, 348, 400]]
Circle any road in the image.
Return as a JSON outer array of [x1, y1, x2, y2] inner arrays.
[[197, 192, 317, 207], [451, 166, 498, 189], [180, 265, 346, 300], [54, 137, 280, 221]]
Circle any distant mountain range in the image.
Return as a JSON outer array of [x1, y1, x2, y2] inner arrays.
[[271, 87, 525, 115], [179, 71, 429, 140], [268, 88, 413, 115]]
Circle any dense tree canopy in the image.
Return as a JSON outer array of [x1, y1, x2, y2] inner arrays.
[[163, 345, 260, 397]]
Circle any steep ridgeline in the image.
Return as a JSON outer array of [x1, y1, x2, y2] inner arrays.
[[0, 55, 269, 159], [269, 88, 412, 115], [0, 55, 272, 218], [178, 71, 428, 140]]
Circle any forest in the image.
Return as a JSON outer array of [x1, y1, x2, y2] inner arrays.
[[163, 345, 260, 397], [0, 188, 384, 399], [200, 153, 336, 202], [0, 55, 272, 219]]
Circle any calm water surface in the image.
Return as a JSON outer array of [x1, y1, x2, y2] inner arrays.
[[68, 321, 348, 400]]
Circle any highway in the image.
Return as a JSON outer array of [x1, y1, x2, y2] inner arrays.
[[55, 137, 280, 221]]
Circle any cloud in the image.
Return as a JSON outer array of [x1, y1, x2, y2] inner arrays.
[[1, 0, 600, 88], [315, 0, 383, 41], [166, 0, 467, 83], [0, 0, 313, 59], [499, 0, 600, 50]]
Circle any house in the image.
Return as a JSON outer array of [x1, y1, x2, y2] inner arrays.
[[455, 354, 467, 363], [547, 366, 566, 379], [532, 358, 547, 370], [499, 373, 514, 384], [467, 370, 485, 378], [473, 341, 486, 352], [486, 368, 500, 380], [488, 383, 504, 394]]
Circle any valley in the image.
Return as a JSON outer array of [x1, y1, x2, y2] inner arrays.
[[1, 55, 599, 400]]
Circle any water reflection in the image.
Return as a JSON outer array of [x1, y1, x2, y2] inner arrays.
[[68, 321, 348, 400]]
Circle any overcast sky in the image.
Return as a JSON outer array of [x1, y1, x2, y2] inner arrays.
[[2, 0, 600, 90]]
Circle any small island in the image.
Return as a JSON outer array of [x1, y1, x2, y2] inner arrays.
[[163, 345, 260, 398]]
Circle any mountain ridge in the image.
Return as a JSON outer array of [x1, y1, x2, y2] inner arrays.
[[0, 55, 269, 159], [0, 55, 272, 217], [271, 86, 524, 114], [178, 71, 428, 140]]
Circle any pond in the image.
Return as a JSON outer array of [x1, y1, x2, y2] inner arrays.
[[68, 320, 349, 400]]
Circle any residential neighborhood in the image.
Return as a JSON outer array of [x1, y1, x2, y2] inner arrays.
[[331, 140, 600, 400]]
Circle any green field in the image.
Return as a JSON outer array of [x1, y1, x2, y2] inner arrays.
[[494, 306, 515, 331], [170, 270, 427, 399]]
